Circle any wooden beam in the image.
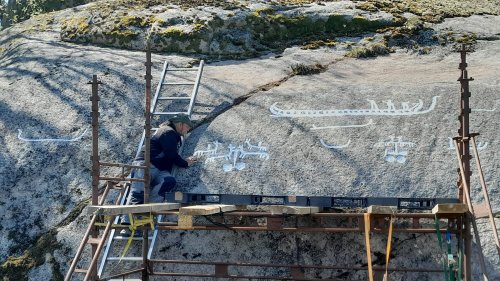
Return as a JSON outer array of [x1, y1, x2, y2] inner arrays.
[[178, 215, 193, 229], [87, 203, 181, 216], [268, 205, 321, 215], [432, 203, 468, 214], [179, 204, 243, 216], [367, 205, 395, 215]]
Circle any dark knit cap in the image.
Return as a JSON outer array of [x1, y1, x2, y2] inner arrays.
[[169, 113, 194, 128]]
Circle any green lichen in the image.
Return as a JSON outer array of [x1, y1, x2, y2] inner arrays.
[[119, 14, 156, 28], [161, 27, 189, 38], [456, 33, 477, 44], [60, 16, 90, 40], [301, 39, 336, 50], [103, 29, 139, 44], [252, 7, 275, 17], [192, 23, 207, 32], [357, 0, 500, 23]]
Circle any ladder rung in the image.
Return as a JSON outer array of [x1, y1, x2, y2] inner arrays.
[[107, 256, 143, 261], [113, 236, 153, 240], [158, 96, 191, 100], [87, 238, 102, 245], [168, 68, 198, 71], [74, 268, 88, 273], [163, 82, 195, 85], [152, 111, 188, 116]]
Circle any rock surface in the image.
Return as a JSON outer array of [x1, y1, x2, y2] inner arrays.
[[0, 1, 499, 280]]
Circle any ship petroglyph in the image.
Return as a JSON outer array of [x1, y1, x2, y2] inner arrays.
[[269, 96, 439, 118]]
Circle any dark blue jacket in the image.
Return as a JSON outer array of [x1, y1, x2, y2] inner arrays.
[[136, 124, 188, 171]]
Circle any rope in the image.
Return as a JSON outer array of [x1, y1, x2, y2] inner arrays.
[[119, 211, 155, 263]]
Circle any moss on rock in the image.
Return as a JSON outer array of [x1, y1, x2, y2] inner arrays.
[[346, 42, 391, 58], [0, 230, 62, 281]]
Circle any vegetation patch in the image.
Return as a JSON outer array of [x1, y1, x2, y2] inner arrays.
[[291, 63, 327, 75], [356, 0, 500, 23], [60, 16, 91, 40], [0, 230, 62, 281], [0, 198, 89, 280], [346, 42, 390, 58], [246, 11, 399, 50], [301, 39, 336, 50]]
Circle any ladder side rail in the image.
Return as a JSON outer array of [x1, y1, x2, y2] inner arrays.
[[97, 183, 131, 277], [97, 127, 157, 277], [149, 61, 202, 259], [65, 214, 100, 281], [151, 61, 169, 115], [98, 137, 146, 277], [470, 136, 500, 258], [186, 60, 204, 116], [453, 139, 490, 281], [65, 181, 118, 281], [99, 61, 168, 277], [84, 217, 116, 281]]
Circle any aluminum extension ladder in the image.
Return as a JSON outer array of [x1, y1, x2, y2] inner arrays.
[[96, 59, 204, 279]]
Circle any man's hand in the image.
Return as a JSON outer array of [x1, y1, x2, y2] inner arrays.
[[186, 156, 198, 166]]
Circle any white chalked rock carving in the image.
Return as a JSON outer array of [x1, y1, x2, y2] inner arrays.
[[320, 139, 351, 149], [270, 96, 439, 118], [18, 128, 88, 142], [194, 140, 269, 172], [375, 136, 416, 164], [311, 119, 374, 130]]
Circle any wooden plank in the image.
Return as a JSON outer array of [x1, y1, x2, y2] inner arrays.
[[473, 203, 490, 218], [87, 203, 181, 216], [178, 215, 193, 229], [367, 205, 395, 215], [86, 238, 101, 245], [74, 268, 88, 273], [269, 205, 321, 215], [432, 203, 468, 214], [179, 204, 243, 216], [174, 191, 183, 201]]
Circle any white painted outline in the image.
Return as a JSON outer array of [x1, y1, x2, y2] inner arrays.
[[311, 119, 374, 130], [320, 139, 351, 149], [193, 141, 221, 158], [375, 136, 415, 164], [17, 128, 88, 142], [270, 96, 439, 117], [471, 108, 496, 112], [194, 140, 269, 172]]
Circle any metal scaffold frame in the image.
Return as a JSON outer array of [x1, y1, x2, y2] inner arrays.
[[65, 45, 498, 281]]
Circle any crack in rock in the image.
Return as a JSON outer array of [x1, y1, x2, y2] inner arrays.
[[194, 60, 341, 129]]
